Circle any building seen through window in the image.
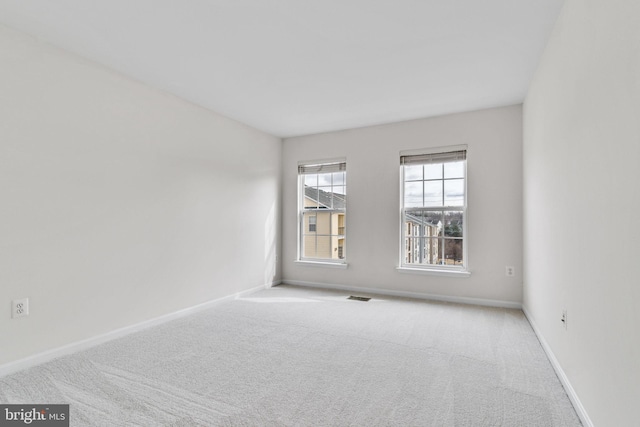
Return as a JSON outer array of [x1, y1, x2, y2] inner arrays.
[[401, 149, 466, 270], [298, 161, 346, 262]]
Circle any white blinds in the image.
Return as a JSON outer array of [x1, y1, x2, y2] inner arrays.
[[298, 161, 347, 174], [400, 150, 466, 165]]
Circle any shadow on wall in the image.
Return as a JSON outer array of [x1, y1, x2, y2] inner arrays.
[[264, 202, 277, 286]]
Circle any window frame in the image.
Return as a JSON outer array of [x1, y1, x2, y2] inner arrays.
[[398, 146, 468, 274], [297, 159, 347, 265]]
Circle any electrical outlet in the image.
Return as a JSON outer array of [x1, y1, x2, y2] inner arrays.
[[561, 309, 567, 329], [505, 266, 515, 277], [12, 298, 29, 318]]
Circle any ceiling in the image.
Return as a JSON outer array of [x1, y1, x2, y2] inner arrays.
[[0, 0, 564, 138]]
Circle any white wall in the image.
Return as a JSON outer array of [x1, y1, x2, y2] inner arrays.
[[523, 0, 640, 425], [0, 25, 281, 366], [283, 105, 523, 305]]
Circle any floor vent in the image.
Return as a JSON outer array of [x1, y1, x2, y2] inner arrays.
[[347, 296, 371, 302]]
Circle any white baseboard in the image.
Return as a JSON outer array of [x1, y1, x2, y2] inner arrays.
[[522, 306, 593, 427], [0, 283, 271, 378], [280, 280, 522, 309]]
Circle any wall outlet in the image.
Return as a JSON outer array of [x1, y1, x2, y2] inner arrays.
[[505, 266, 515, 277], [561, 309, 567, 329], [12, 298, 29, 318]]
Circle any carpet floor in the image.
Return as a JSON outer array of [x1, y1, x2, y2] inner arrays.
[[0, 285, 582, 426]]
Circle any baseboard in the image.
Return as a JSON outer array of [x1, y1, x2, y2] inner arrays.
[[269, 279, 282, 287], [280, 280, 522, 309], [0, 283, 270, 378], [522, 306, 593, 427]]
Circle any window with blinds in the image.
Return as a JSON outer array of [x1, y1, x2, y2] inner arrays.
[[400, 149, 467, 270], [298, 160, 347, 262]]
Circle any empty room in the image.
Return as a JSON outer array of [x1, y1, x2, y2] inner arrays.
[[1, 0, 638, 426]]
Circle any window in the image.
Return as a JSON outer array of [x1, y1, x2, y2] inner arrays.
[[400, 149, 467, 271], [298, 160, 346, 263]]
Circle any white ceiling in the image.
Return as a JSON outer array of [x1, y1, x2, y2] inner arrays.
[[0, 0, 564, 138]]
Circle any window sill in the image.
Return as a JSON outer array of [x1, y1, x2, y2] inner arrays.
[[295, 260, 349, 269], [396, 266, 471, 278]]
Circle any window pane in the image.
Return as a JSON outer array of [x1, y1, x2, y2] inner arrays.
[[316, 236, 331, 258], [404, 164, 423, 181], [444, 239, 463, 265], [332, 172, 345, 186], [405, 211, 442, 236], [404, 237, 419, 263], [404, 181, 423, 207], [337, 213, 346, 236], [404, 221, 415, 237], [317, 186, 332, 208], [423, 237, 440, 264], [444, 179, 464, 206], [304, 174, 317, 187], [303, 235, 317, 258], [304, 212, 317, 234], [333, 186, 347, 209], [405, 214, 422, 237], [424, 211, 442, 237], [303, 186, 319, 208], [444, 161, 464, 179], [315, 212, 331, 234], [424, 181, 443, 207], [318, 173, 332, 186], [403, 236, 441, 265], [337, 239, 345, 259], [444, 211, 463, 237], [424, 163, 442, 180]]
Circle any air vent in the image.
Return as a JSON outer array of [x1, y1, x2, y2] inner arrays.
[[347, 296, 371, 302]]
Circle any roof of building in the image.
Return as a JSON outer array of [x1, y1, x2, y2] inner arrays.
[[304, 186, 346, 210], [405, 213, 441, 228]]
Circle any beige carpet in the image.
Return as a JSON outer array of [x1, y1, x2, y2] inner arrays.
[[0, 285, 582, 426]]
